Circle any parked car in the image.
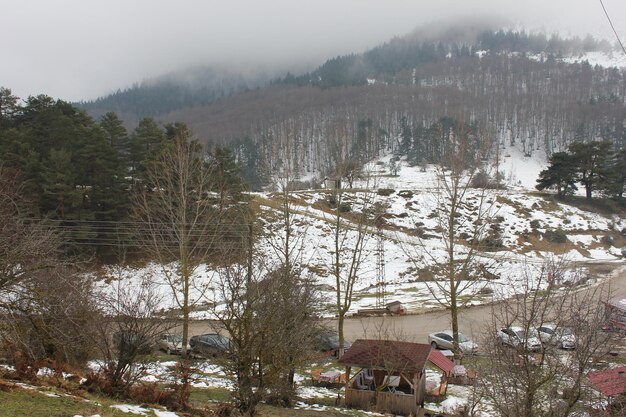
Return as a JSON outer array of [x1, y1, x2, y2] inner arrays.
[[315, 331, 351, 356], [189, 333, 230, 357], [428, 330, 478, 354], [537, 324, 576, 349], [157, 333, 188, 355], [497, 326, 542, 351]]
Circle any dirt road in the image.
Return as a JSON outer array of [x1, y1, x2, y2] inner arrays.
[[188, 263, 626, 344], [340, 263, 626, 345]]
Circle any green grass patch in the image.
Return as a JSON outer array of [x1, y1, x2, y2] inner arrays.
[[0, 385, 132, 417], [189, 386, 231, 402]]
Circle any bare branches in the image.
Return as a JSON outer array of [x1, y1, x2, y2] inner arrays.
[[93, 273, 171, 394], [132, 131, 246, 356], [478, 260, 617, 417]]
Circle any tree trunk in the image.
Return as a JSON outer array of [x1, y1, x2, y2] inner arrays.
[[338, 313, 345, 358], [181, 256, 190, 358]]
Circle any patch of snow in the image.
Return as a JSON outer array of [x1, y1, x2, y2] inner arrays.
[[152, 410, 180, 417], [37, 367, 54, 377], [110, 404, 150, 415]]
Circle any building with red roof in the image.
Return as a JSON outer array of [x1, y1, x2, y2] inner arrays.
[[337, 339, 435, 416], [588, 366, 626, 398]]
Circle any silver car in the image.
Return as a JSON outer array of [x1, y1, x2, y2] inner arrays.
[[428, 330, 478, 354], [537, 324, 576, 349], [497, 326, 542, 351], [157, 334, 187, 355]]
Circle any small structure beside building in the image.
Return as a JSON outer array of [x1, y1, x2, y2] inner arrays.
[[337, 339, 431, 416]]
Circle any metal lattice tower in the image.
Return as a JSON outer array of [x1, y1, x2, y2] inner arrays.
[[375, 206, 386, 308]]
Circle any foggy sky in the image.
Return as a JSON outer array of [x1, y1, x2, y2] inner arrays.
[[2, 0, 625, 102]]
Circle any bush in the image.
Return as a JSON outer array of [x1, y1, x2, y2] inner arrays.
[[530, 219, 541, 229], [470, 171, 505, 189], [544, 228, 568, 243], [338, 202, 352, 212], [377, 188, 395, 196]]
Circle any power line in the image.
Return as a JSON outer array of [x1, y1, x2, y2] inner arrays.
[[599, 0, 626, 56]]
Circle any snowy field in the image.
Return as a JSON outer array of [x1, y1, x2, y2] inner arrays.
[[95, 145, 626, 319]]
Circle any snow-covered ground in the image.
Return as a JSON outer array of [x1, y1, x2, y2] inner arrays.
[[94, 146, 625, 319]]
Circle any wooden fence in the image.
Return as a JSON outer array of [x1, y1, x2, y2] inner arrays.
[[345, 388, 418, 415]]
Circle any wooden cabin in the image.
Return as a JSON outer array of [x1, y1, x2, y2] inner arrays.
[[338, 339, 431, 416]]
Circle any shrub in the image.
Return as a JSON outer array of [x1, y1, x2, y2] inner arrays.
[[338, 202, 352, 212], [377, 188, 395, 196], [470, 171, 505, 189], [544, 228, 568, 243], [530, 219, 541, 229]]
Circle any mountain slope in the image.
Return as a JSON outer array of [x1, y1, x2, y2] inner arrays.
[[97, 155, 626, 318], [79, 26, 626, 189]]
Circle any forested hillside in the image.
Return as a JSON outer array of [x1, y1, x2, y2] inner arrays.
[[77, 66, 271, 127], [9, 29, 626, 195], [160, 54, 625, 187], [30, 28, 626, 190], [156, 29, 626, 185], [0, 88, 245, 258]]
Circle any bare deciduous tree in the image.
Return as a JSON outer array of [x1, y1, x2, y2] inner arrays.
[[328, 168, 377, 357], [0, 168, 61, 300], [0, 168, 98, 367], [476, 258, 617, 417], [211, 218, 321, 415], [93, 273, 171, 395], [405, 125, 498, 356], [133, 128, 230, 357]]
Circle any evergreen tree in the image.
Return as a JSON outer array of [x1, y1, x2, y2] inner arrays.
[[129, 117, 166, 185], [569, 141, 613, 199], [0, 87, 20, 127], [207, 146, 246, 211], [40, 148, 80, 219], [608, 148, 626, 198], [99, 112, 130, 166], [536, 151, 578, 196]]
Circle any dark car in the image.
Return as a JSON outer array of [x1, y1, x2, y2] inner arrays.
[[189, 333, 230, 357], [315, 332, 351, 356]]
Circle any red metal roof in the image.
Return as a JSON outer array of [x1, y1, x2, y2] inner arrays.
[[337, 339, 432, 373], [587, 366, 626, 398], [428, 349, 455, 376]]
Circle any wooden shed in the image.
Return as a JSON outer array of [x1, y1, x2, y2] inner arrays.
[[337, 339, 431, 416]]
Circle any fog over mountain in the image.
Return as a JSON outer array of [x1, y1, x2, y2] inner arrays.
[[2, 0, 626, 102]]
